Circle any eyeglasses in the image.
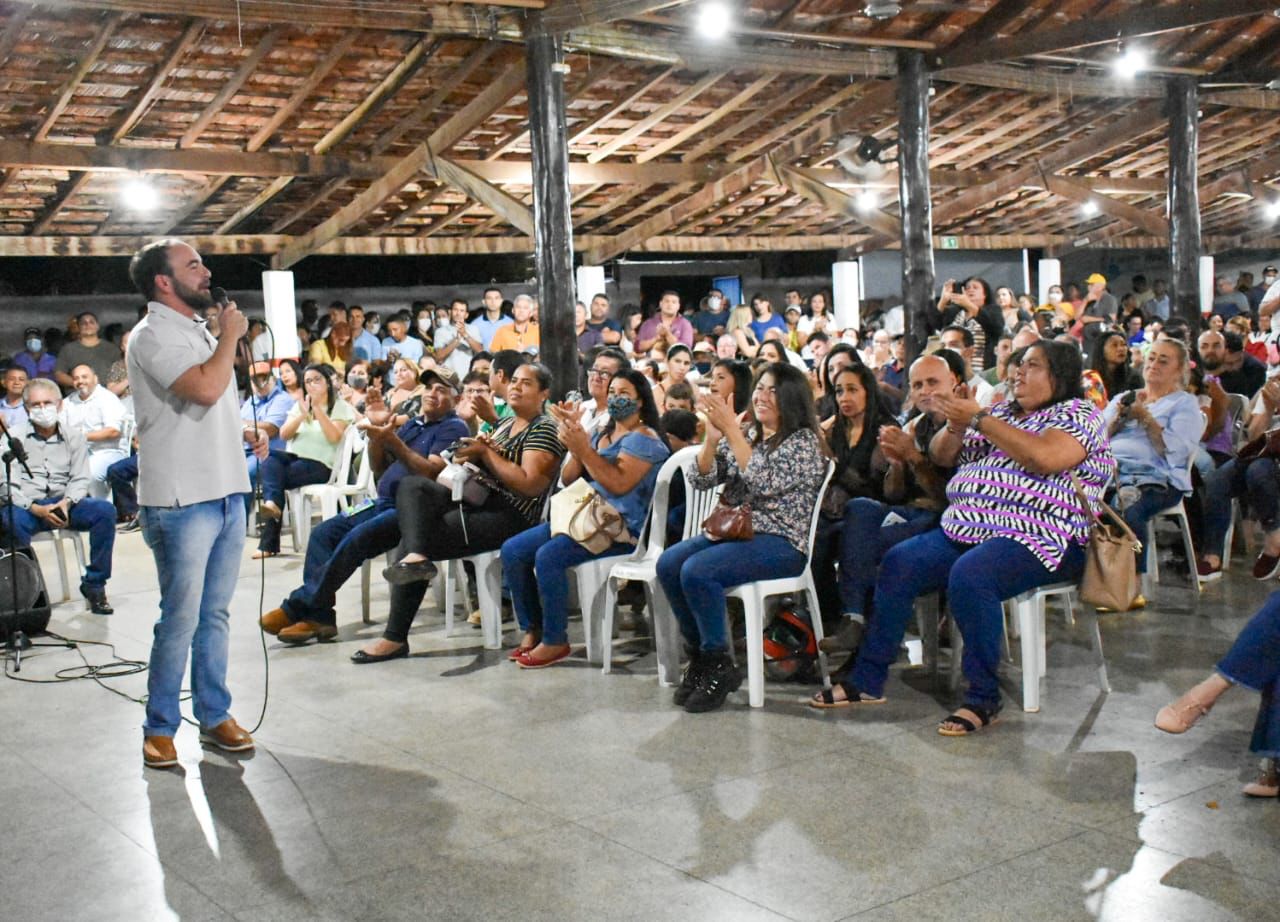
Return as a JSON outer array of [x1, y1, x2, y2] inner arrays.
[[463, 388, 488, 397], [587, 368, 613, 379]]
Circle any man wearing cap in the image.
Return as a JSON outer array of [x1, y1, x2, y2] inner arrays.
[[258, 365, 469, 645], [240, 361, 295, 493], [1079, 273, 1118, 357], [14, 327, 56, 381]]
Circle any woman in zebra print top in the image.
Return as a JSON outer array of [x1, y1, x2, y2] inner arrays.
[[810, 340, 1115, 736]]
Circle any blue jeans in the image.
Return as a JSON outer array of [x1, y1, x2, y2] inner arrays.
[[257, 450, 331, 552], [140, 496, 247, 736], [281, 497, 401, 627], [106, 454, 138, 518], [832, 499, 938, 618], [1, 495, 116, 589], [1116, 484, 1185, 574], [1218, 591, 1280, 758], [1203, 458, 1280, 558], [851, 529, 1085, 712], [502, 523, 632, 646], [656, 533, 805, 653]]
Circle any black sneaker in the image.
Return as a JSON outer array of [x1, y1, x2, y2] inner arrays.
[[683, 652, 742, 713], [80, 583, 114, 616], [672, 647, 705, 707]]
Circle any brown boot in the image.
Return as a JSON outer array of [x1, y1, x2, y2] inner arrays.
[[278, 620, 338, 645], [259, 608, 290, 635], [199, 718, 254, 753], [143, 735, 178, 769]]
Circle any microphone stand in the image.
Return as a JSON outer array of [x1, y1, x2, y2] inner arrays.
[[0, 417, 34, 671]]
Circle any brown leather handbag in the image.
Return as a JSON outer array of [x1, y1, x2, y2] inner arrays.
[[701, 496, 754, 542], [1070, 472, 1142, 611], [1237, 427, 1280, 463]]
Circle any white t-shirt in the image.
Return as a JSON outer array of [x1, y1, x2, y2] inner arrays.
[[60, 384, 127, 453], [127, 301, 250, 506], [434, 322, 479, 379]]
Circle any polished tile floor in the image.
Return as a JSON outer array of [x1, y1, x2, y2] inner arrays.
[[2, 529, 1278, 921]]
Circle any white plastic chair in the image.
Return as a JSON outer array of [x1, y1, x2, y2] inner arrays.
[[727, 462, 836, 708], [1142, 454, 1200, 596], [1004, 582, 1108, 712], [599, 446, 714, 682], [287, 425, 361, 552], [31, 529, 86, 603]]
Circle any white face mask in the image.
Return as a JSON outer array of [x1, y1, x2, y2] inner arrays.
[[707, 296, 722, 311], [368, 322, 381, 336], [29, 406, 58, 428], [417, 318, 431, 333]]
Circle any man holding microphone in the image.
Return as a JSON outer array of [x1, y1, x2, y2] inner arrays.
[[127, 239, 260, 769]]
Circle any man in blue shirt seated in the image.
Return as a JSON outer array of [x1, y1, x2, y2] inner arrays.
[[240, 361, 296, 490], [381, 313, 425, 364], [349, 305, 383, 362], [258, 366, 470, 644]]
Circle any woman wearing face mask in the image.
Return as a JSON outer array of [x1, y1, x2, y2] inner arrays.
[[412, 306, 435, 346], [653, 343, 694, 411], [501, 369, 670, 668], [14, 326, 57, 380], [341, 360, 370, 417], [255, 364, 355, 559]]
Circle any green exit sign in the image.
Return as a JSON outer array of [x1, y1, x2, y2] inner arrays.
[[941, 236, 959, 249]]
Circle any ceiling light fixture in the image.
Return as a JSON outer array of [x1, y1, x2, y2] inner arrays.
[[120, 176, 158, 212], [856, 188, 879, 212], [1081, 200, 1099, 217], [1267, 200, 1280, 220], [696, 2, 731, 40], [1112, 45, 1148, 79]]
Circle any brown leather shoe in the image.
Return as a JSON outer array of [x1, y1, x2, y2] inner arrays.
[[199, 718, 254, 753], [278, 620, 338, 645], [259, 607, 291, 635], [143, 735, 178, 769]]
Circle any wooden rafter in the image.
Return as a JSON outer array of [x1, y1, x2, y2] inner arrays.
[[681, 76, 822, 162], [179, 27, 282, 148], [568, 68, 673, 146], [586, 70, 724, 163], [110, 19, 205, 143], [727, 82, 864, 165], [536, 0, 694, 33], [635, 74, 776, 164], [35, 12, 124, 143], [1040, 172, 1170, 237]]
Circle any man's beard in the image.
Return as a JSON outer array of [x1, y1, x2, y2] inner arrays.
[[1201, 355, 1223, 372], [174, 277, 214, 311]]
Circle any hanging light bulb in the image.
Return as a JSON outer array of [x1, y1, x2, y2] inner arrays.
[[120, 176, 159, 212], [696, 2, 731, 40], [1112, 45, 1148, 79], [1081, 200, 1099, 217], [856, 188, 879, 212]]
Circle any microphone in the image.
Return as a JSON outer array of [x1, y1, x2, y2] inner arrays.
[[210, 286, 230, 308], [0, 416, 33, 479]]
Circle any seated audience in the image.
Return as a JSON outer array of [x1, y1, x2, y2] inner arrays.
[[1103, 339, 1202, 597], [2, 378, 116, 613], [661, 408, 698, 451], [434, 298, 483, 379], [1156, 592, 1280, 798], [258, 367, 470, 645], [657, 362, 828, 713], [309, 320, 352, 375], [1200, 376, 1280, 581], [358, 363, 565, 662], [502, 369, 670, 668], [14, 327, 56, 381], [373, 357, 425, 428], [61, 364, 128, 485], [382, 313, 425, 364], [457, 370, 492, 436], [663, 380, 695, 413], [489, 294, 540, 355], [577, 347, 628, 432], [1202, 329, 1266, 398], [636, 291, 694, 355], [726, 305, 760, 359], [254, 364, 355, 558], [277, 358, 305, 404], [939, 325, 994, 405], [816, 353, 960, 655], [810, 341, 1114, 735], [692, 290, 729, 340], [340, 360, 370, 417], [240, 361, 295, 490], [653, 343, 693, 410], [55, 311, 121, 391], [1084, 330, 1143, 407], [0, 366, 28, 432]]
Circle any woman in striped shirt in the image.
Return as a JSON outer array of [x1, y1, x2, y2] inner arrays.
[[811, 340, 1114, 735]]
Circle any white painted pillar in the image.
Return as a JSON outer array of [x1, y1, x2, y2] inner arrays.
[[575, 265, 606, 307], [1037, 259, 1061, 305], [832, 260, 862, 332], [1199, 256, 1215, 316], [262, 270, 300, 360]]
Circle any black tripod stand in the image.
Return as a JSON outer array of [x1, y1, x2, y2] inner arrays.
[[0, 418, 36, 672]]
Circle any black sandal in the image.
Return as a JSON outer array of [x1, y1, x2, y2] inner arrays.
[[938, 704, 1001, 736], [808, 679, 887, 710]]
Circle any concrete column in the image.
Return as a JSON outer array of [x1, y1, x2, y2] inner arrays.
[[1167, 76, 1202, 329], [897, 50, 935, 362], [524, 29, 576, 397], [261, 270, 299, 360]]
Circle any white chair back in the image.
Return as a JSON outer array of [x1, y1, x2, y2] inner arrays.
[[680, 453, 726, 541], [629, 445, 698, 563], [328, 425, 360, 486], [1226, 392, 1249, 452]]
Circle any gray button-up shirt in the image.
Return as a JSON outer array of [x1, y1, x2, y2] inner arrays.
[[2, 424, 90, 509], [127, 301, 251, 507]]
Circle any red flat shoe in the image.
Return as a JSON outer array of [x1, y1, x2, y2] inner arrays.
[[507, 645, 534, 661], [516, 645, 572, 669]]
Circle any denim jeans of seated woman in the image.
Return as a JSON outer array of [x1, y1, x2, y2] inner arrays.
[[1202, 457, 1280, 559], [1218, 591, 1280, 758], [816, 498, 937, 622], [257, 450, 332, 552], [1115, 483, 1184, 574], [656, 533, 806, 653], [501, 523, 633, 646], [849, 529, 1085, 713]]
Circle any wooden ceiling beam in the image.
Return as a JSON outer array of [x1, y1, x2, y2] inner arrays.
[[372, 183, 447, 234], [1041, 172, 1170, 236], [0, 6, 33, 66], [12, 233, 1272, 259], [536, 0, 693, 33], [769, 160, 902, 238], [681, 76, 822, 162], [272, 63, 527, 269], [109, 19, 204, 143], [937, 0, 1280, 70], [568, 68, 673, 146], [179, 26, 282, 148], [586, 70, 725, 162], [8, 0, 441, 30], [267, 178, 349, 234], [246, 31, 359, 153], [727, 82, 864, 164], [635, 74, 777, 164], [29, 174, 92, 235], [34, 12, 124, 143]]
